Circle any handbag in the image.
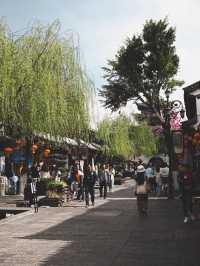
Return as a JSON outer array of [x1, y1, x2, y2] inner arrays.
[[136, 183, 147, 194]]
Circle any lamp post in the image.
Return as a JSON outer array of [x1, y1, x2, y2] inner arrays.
[[164, 89, 185, 198]]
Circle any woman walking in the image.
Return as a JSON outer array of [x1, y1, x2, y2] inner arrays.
[[135, 165, 148, 216], [160, 163, 169, 196]]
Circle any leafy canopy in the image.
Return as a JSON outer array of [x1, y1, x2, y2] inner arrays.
[[0, 19, 92, 139], [97, 115, 158, 159], [100, 18, 184, 121]]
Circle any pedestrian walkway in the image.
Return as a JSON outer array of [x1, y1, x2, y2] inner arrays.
[[0, 182, 200, 265], [0, 180, 132, 208], [62, 180, 132, 208]]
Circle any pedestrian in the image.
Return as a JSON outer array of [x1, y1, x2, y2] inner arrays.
[[29, 163, 40, 182], [51, 164, 58, 179], [106, 164, 112, 192], [135, 164, 148, 216], [33, 193, 38, 213], [178, 163, 195, 223], [76, 165, 84, 201], [67, 164, 79, 200], [25, 178, 37, 208], [83, 164, 96, 207], [160, 163, 169, 195], [40, 163, 50, 179], [155, 166, 161, 196], [109, 165, 115, 192], [10, 175, 18, 195], [99, 164, 109, 199], [145, 163, 155, 194], [29, 179, 38, 212], [24, 182, 30, 207]]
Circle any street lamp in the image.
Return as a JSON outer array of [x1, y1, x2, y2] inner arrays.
[[164, 91, 185, 198]]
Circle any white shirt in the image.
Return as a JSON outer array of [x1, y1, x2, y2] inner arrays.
[[160, 167, 169, 177]]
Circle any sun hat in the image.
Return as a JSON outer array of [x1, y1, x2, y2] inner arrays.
[[136, 165, 145, 173]]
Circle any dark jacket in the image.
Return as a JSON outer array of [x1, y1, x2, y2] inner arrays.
[[98, 170, 109, 185], [136, 172, 146, 186], [30, 166, 40, 179], [178, 171, 193, 191], [83, 171, 96, 188]]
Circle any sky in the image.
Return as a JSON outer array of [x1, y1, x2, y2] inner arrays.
[[0, 0, 200, 124]]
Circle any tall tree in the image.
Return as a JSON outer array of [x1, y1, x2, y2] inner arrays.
[[0, 19, 92, 139], [97, 115, 158, 159], [99, 18, 183, 122]]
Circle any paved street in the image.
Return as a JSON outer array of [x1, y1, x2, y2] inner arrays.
[[1, 182, 200, 266]]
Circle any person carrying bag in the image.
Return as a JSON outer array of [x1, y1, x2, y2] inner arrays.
[[135, 165, 148, 216]]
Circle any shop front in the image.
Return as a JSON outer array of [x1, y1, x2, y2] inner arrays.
[[182, 81, 200, 195]]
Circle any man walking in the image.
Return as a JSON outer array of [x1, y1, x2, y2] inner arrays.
[[178, 163, 195, 223], [99, 164, 109, 199], [83, 164, 96, 207]]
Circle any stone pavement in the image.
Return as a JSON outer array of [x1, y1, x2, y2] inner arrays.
[[0, 181, 200, 265], [0, 179, 132, 208]]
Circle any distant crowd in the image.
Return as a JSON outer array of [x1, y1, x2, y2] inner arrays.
[[23, 162, 116, 210]]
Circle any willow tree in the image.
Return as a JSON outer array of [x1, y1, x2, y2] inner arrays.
[[0, 19, 91, 139], [129, 123, 158, 157], [97, 115, 158, 159], [97, 116, 133, 160]]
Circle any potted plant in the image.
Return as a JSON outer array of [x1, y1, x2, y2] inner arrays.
[[47, 181, 64, 198]]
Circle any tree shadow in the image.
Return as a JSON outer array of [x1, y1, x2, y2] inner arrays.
[[15, 189, 200, 266]]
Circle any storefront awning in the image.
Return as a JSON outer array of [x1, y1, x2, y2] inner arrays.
[[33, 132, 78, 146]]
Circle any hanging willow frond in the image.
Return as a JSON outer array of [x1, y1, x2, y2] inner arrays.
[[97, 116, 158, 159], [0, 20, 93, 140]]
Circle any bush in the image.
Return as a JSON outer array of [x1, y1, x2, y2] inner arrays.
[[47, 181, 64, 193]]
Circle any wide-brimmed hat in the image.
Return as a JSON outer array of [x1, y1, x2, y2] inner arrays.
[[136, 165, 145, 173]]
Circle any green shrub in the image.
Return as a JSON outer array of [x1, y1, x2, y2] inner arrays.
[[47, 181, 64, 192]]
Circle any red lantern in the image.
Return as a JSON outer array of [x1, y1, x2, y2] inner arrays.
[[4, 147, 13, 156], [43, 149, 50, 157]]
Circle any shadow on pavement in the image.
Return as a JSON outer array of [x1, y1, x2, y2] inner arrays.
[[17, 188, 200, 266]]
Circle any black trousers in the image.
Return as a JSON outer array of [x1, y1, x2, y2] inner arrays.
[[77, 183, 84, 200], [137, 194, 148, 214], [85, 187, 94, 206], [99, 182, 107, 199], [182, 189, 193, 217]]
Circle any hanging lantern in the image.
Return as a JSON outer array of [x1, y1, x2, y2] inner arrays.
[[43, 148, 50, 157], [31, 144, 38, 155], [4, 147, 13, 156]]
